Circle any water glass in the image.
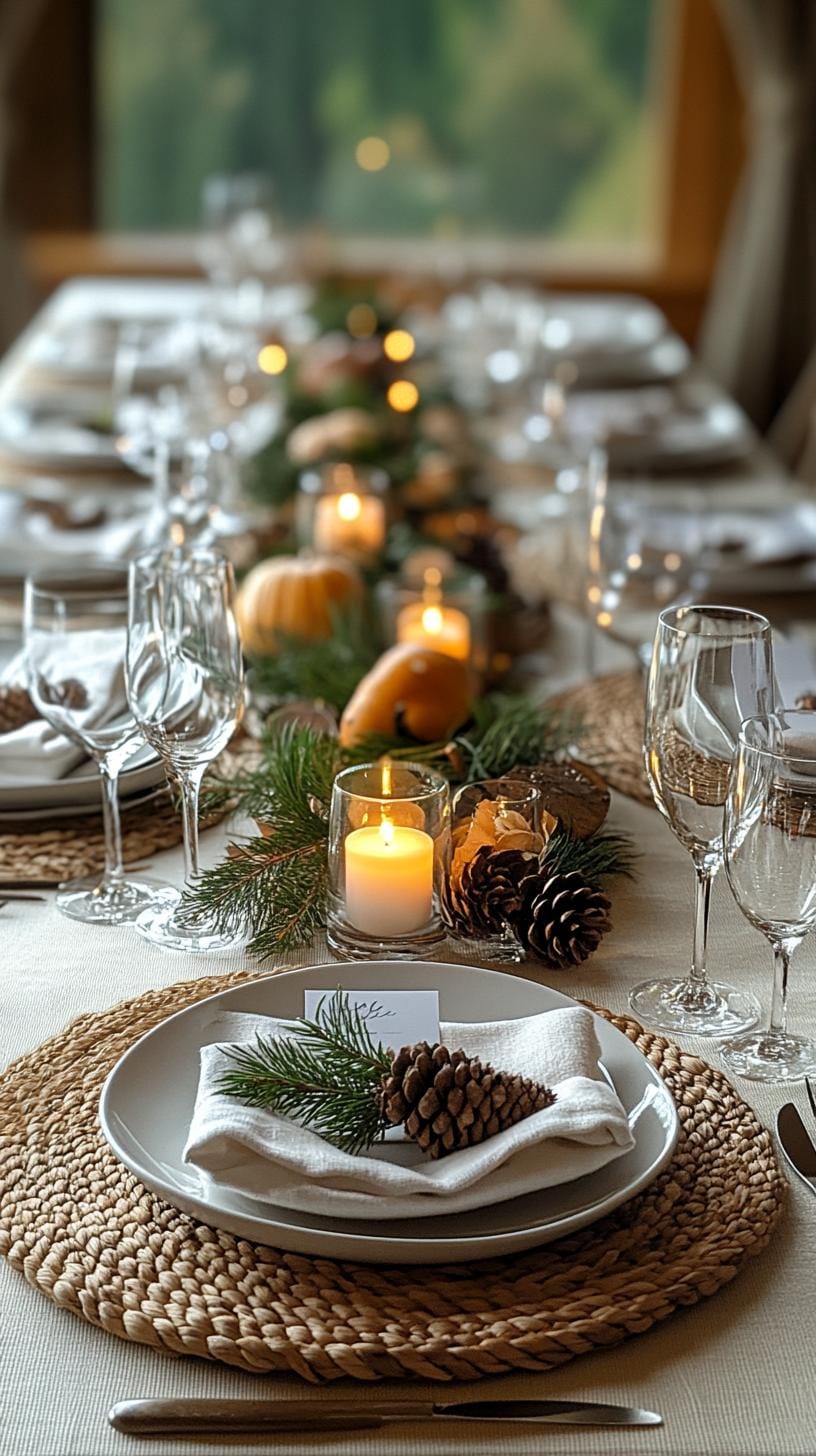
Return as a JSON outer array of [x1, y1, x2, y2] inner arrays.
[[126, 548, 245, 951], [722, 711, 816, 1081], [24, 569, 168, 923], [631, 604, 774, 1035]]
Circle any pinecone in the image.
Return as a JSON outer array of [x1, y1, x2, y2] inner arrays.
[[516, 868, 612, 969], [444, 844, 537, 937], [0, 685, 39, 735], [379, 1041, 557, 1159]]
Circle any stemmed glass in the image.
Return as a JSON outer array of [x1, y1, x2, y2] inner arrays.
[[722, 711, 816, 1081], [630, 604, 774, 1035], [23, 569, 169, 923], [126, 548, 245, 952]]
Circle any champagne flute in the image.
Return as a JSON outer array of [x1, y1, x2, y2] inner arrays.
[[722, 711, 816, 1081], [126, 548, 245, 952], [24, 569, 169, 923], [630, 604, 773, 1035]]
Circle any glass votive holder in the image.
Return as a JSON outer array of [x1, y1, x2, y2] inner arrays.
[[327, 761, 451, 960], [375, 568, 487, 670], [297, 462, 389, 565], [446, 777, 546, 963]]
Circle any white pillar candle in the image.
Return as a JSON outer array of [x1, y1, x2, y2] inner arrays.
[[396, 600, 471, 661], [313, 490, 386, 558], [345, 818, 434, 937]]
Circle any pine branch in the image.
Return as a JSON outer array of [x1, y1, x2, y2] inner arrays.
[[543, 827, 637, 884], [216, 992, 393, 1153], [248, 607, 381, 714], [178, 722, 339, 954]]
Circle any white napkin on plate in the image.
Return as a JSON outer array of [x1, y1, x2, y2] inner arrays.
[[183, 1006, 635, 1220], [0, 639, 125, 784]]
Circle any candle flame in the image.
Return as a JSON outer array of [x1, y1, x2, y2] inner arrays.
[[337, 492, 362, 522], [379, 816, 395, 848], [421, 604, 444, 635]]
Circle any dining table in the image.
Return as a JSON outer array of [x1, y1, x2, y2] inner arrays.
[[1, 278, 815, 1456], [1, 606, 814, 1456]]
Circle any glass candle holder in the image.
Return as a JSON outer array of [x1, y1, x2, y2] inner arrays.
[[297, 462, 389, 565], [446, 777, 544, 963], [327, 761, 450, 960], [376, 568, 487, 670]]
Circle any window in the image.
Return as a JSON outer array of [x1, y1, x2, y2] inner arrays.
[[97, 0, 668, 261]]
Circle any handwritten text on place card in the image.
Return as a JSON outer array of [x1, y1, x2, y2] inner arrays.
[[303, 989, 440, 1053]]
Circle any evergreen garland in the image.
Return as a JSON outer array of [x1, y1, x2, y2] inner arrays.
[[181, 694, 632, 957]]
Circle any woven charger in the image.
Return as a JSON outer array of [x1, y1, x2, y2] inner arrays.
[[0, 970, 785, 1384], [550, 670, 652, 805]]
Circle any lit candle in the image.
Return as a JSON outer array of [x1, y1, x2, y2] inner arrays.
[[396, 567, 470, 660], [313, 489, 386, 558], [345, 815, 434, 937]]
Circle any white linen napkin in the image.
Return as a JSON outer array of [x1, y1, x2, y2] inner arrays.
[[183, 1006, 635, 1220], [0, 638, 125, 784]]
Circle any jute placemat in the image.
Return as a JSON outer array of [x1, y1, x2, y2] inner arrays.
[[0, 791, 230, 888], [0, 970, 786, 1384], [549, 671, 652, 805]]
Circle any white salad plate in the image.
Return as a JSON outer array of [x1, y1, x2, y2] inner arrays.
[[0, 392, 123, 472], [100, 961, 679, 1265], [0, 740, 165, 813]]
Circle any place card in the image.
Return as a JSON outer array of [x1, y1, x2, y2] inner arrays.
[[303, 989, 440, 1053]]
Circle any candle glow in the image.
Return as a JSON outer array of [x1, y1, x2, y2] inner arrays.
[[312, 489, 386, 559]]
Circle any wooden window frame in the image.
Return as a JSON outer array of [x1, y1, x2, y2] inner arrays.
[[12, 0, 742, 343]]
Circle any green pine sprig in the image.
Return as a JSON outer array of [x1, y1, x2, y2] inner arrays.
[[248, 606, 381, 714], [215, 992, 393, 1153], [543, 827, 637, 884]]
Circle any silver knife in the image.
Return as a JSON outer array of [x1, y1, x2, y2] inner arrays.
[[109, 1398, 661, 1434], [777, 1102, 816, 1193]]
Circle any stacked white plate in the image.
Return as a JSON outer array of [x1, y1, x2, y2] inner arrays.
[[0, 740, 167, 821], [100, 960, 679, 1265]]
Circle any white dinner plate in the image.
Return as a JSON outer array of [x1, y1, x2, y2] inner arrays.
[[0, 740, 166, 812], [0, 392, 124, 472], [100, 961, 679, 1265]]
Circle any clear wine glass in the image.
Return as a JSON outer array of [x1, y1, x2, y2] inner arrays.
[[721, 711, 816, 1081], [23, 569, 170, 924], [587, 476, 708, 670], [630, 604, 774, 1035], [126, 548, 245, 952]]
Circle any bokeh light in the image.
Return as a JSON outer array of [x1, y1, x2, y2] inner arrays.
[[383, 328, 415, 363], [355, 136, 391, 171], [387, 379, 419, 412], [346, 303, 378, 338], [257, 343, 288, 375]]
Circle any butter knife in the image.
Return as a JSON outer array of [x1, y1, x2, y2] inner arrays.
[[777, 1102, 816, 1194], [109, 1398, 662, 1434]]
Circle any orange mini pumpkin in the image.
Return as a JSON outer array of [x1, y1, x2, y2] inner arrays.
[[235, 554, 361, 655], [339, 642, 472, 747]]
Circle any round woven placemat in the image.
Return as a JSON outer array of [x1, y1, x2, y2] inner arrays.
[[0, 790, 229, 888], [550, 670, 653, 805], [0, 970, 785, 1384]]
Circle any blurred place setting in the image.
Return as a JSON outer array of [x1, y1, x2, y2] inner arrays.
[[2, 5, 816, 1456]]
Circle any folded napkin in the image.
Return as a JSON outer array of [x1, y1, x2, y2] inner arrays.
[[183, 1006, 635, 1221], [0, 637, 126, 784]]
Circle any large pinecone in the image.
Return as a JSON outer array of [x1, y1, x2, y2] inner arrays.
[[0, 685, 39, 735], [517, 868, 612, 969], [444, 844, 537, 938], [379, 1041, 557, 1159]]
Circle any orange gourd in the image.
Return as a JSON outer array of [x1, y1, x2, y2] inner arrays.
[[235, 554, 361, 655], [339, 643, 472, 747]]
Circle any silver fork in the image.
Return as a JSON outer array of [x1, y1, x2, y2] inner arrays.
[[806, 1076, 816, 1122]]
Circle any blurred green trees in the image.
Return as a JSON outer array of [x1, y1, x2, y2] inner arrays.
[[98, 0, 658, 245]]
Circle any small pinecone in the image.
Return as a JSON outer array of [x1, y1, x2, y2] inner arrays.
[[517, 868, 612, 969], [0, 685, 39, 735], [444, 844, 537, 938], [379, 1041, 557, 1159]]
